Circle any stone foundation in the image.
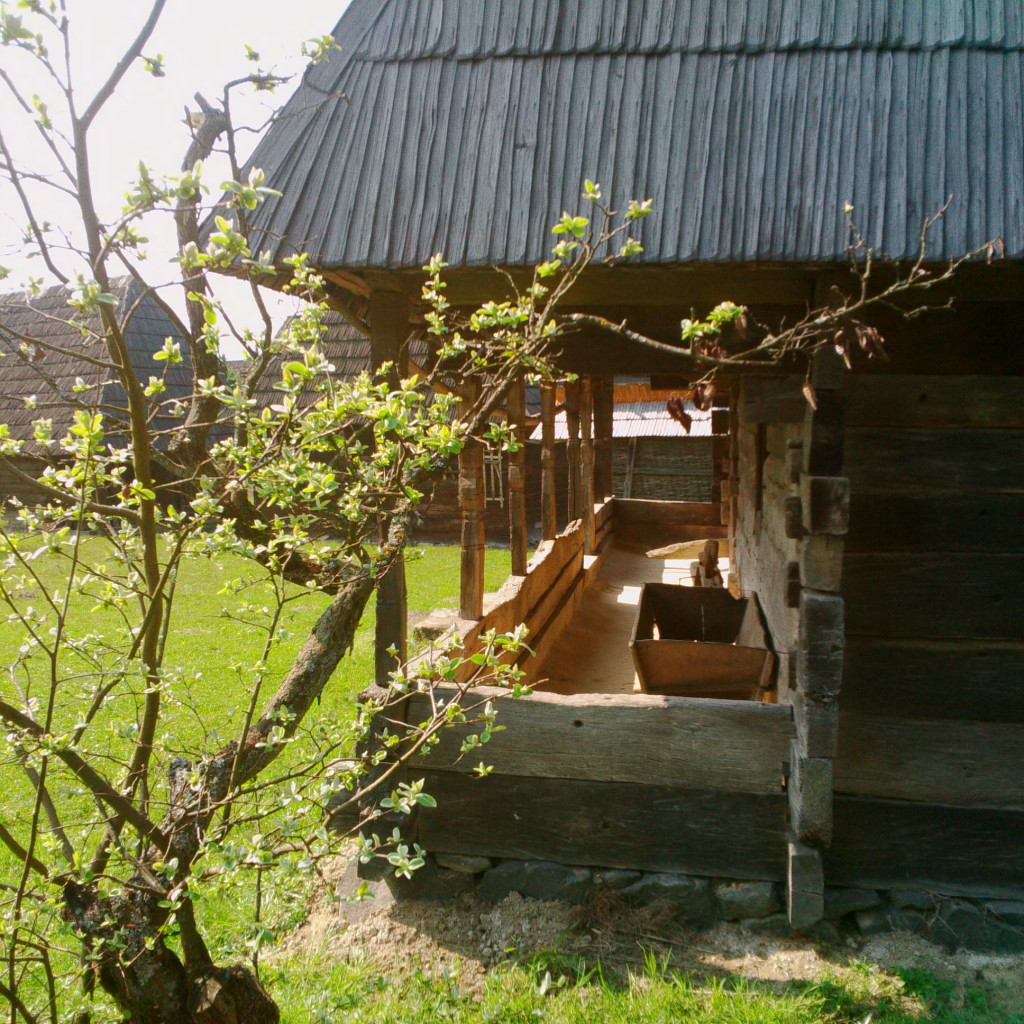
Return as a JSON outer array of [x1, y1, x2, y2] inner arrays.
[[370, 854, 1024, 954]]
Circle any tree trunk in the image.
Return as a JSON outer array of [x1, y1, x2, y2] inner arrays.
[[63, 881, 280, 1024]]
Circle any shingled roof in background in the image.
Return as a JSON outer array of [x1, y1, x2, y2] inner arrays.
[[240, 0, 1024, 271], [0, 279, 191, 456], [244, 310, 430, 410]]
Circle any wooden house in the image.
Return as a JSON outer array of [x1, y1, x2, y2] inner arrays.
[[238, 0, 1024, 940], [0, 279, 191, 508]]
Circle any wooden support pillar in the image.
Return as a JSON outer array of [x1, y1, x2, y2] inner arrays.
[[565, 381, 581, 522], [370, 289, 410, 686], [507, 377, 528, 575], [459, 379, 485, 620], [785, 346, 848, 927], [540, 383, 558, 541], [593, 375, 615, 500], [579, 378, 596, 553]]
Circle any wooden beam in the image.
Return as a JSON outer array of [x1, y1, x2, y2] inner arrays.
[[417, 772, 789, 881], [410, 687, 794, 795], [540, 384, 558, 541], [843, 375, 1024, 429], [741, 375, 806, 424], [579, 378, 596, 554], [846, 492, 1024, 553], [845, 428, 1024, 495], [593, 376, 615, 500], [840, 637, 1024, 722], [458, 379, 485, 620], [844, 553, 1024, 640], [507, 378, 528, 576], [370, 289, 411, 685], [564, 381, 581, 521], [826, 796, 1024, 899], [834, 713, 1024, 809]]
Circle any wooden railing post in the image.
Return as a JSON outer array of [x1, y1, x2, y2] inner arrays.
[[579, 377, 596, 553], [459, 379, 485, 619], [540, 383, 557, 541], [508, 377, 528, 575], [593, 375, 615, 500], [565, 381, 581, 522], [370, 289, 410, 686]]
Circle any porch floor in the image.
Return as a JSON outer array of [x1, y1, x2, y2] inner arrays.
[[533, 539, 730, 696]]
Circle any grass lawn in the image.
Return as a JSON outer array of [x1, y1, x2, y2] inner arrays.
[[266, 947, 1022, 1024]]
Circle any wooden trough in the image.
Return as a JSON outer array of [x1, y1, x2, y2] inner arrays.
[[630, 583, 775, 700]]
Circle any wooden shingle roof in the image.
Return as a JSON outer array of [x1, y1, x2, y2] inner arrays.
[[240, 0, 1024, 272], [0, 279, 191, 455]]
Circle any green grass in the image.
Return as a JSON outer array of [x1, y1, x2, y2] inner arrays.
[[261, 947, 1023, 1024]]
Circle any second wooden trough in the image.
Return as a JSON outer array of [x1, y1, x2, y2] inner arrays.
[[630, 583, 775, 700]]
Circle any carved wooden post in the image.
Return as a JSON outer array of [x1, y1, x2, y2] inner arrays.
[[459, 378, 485, 619], [564, 381, 581, 522], [593, 376, 615, 501], [370, 289, 410, 686], [507, 377, 528, 575], [579, 377, 596, 553], [540, 383, 557, 541]]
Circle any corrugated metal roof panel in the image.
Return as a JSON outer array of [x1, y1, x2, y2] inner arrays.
[[240, 0, 1024, 269], [529, 400, 714, 440]]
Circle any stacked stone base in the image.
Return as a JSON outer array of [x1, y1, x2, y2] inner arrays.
[[360, 854, 1024, 954]]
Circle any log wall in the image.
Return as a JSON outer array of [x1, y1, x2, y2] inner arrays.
[[733, 357, 1024, 904], [827, 368, 1024, 897]]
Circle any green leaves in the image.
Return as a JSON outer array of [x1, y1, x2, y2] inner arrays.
[[301, 35, 340, 64], [0, 8, 34, 45], [153, 337, 182, 365], [141, 53, 166, 77], [552, 212, 589, 238], [626, 197, 653, 221], [221, 168, 282, 212], [67, 277, 118, 314]]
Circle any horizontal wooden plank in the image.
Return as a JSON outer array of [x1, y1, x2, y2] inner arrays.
[[411, 688, 793, 794], [474, 524, 584, 637], [843, 554, 1024, 640], [613, 498, 724, 528], [844, 428, 1024, 494], [826, 796, 1024, 899], [594, 497, 614, 531], [846, 493, 1024, 553], [843, 375, 1024, 429], [416, 771, 789, 881], [820, 301, 1024, 376], [840, 638, 1024, 722], [834, 713, 1024, 809], [740, 375, 806, 424]]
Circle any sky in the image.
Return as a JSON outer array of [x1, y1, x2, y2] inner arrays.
[[0, 0, 353, 349]]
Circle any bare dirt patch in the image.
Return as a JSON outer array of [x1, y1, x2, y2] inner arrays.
[[276, 857, 1024, 1009]]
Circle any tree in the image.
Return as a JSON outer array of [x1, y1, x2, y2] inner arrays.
[[0, 3, 997, 1022], [0, 6, 665, 1021]]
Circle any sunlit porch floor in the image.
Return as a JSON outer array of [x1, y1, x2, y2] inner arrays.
[[533, 539, 731, 696]]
